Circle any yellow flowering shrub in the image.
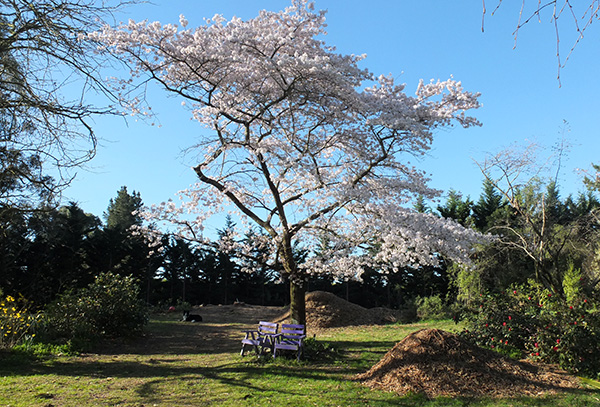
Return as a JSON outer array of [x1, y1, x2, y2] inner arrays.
[[0, 294, 37, 349]]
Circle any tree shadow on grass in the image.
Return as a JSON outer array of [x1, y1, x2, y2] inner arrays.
[[6, 355, 599, 406], [94, 319, 253, 356], [94, 316, 399, 361], [2, 343, 597, 406], [2, 314, 598, 406], [0, 354, 402, 405]]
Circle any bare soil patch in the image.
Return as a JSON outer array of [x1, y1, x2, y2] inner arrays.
[[113, 291, 404, 354], [101, 303, 286, 355], [357, 328, 582, 398]]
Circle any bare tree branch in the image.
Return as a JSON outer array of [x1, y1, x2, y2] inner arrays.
[[0, 0, 139, 211], [482, 0, 600, 85]]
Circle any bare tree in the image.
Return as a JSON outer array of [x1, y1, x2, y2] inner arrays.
[[476, 142, 599, 294], [482, 1, 600, 83], [0, 0, 135, 211]]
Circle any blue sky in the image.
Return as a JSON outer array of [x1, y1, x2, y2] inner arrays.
[[63, 1, 599, 235]]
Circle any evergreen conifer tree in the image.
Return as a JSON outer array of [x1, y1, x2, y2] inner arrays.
[[104, 186, 143, 232], [472, 178, 504, 232]]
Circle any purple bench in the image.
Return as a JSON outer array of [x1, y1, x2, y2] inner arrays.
[[240, 321, 278, 356], [273, 324, 306, 361]]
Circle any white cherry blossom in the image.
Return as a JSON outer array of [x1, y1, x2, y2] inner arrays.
[[90, 0, 483, 323]]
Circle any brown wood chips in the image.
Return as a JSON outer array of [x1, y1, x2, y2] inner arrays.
[[357, 328, 582, 398]]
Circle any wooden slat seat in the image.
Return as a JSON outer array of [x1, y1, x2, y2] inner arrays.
[[240, 321, 278, 356], [273, 324, 306, 361]]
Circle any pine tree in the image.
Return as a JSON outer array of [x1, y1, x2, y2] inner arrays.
[[437, 190, 473, 226], [545, 181, 565, 223], [472, 178, 504, 232], [216, 215, 240, 304], [104, 186, 143, 232], [584, 163, 600, 193], [413, 195, 431, 213], [101, 186, 148, 281], [23, 202, 102, 304]]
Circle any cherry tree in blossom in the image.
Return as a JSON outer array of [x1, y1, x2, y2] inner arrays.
[[91, 0, 483, 324]]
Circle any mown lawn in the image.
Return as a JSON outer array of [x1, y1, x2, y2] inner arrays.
[[1, 317, 599, 406]]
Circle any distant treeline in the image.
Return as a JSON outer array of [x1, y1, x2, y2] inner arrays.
[[2, 176, 599, 309]]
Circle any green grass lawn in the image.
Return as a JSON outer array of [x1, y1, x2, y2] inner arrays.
[[1, 318, 599, 406]]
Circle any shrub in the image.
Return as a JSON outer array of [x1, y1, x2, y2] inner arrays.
[[302, 337, 342, 361], [449, 263, 482, 307], [416, 295, 451, 320], [0, 294, 38, 349], [42, 272, 148, 349], [460, 277, 600, 378]]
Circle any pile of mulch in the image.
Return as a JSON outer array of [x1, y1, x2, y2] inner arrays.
[[276, 291, 412, 329], [357, 328, 582, 398]]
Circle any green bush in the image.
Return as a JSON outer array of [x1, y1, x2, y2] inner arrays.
[[415, 295, 451, 320], [449, 263, 482, 307], [460, 278, 600, 378], [302, 337, 342, 361], [42, 272, 148, 349]]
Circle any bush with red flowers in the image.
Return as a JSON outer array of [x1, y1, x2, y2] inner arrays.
[[460, 276, 600, 379]]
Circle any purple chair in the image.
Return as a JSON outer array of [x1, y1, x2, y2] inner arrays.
[[273, 324, 306, 361], [241, 321, 278, 356]]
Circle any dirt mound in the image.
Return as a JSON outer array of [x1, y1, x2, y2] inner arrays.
[[357, 328, 581, 398], [304, 291, 373, 328], [276, 291, 410, 329]]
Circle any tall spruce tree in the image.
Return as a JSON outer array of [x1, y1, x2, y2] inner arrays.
[[105, 186, 143, 231], [0, 207, 29, 296], [413, 195, 431, 214], [545, 182, 565, 223], [216, 215, 240, 305], [161, 236, 197, 303], [472, 178, 505, 232], [101, 186, 148, 281], [584, 164, 600, 193]]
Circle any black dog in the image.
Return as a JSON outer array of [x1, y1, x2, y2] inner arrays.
[[182, 310, 203, 322]]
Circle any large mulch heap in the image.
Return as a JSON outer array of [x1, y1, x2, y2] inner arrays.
[[357, 328, 582, 398], [277, 291, 411, 329]]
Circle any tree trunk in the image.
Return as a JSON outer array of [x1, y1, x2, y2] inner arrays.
[[289, 279, 306, 325], [281, 235, 306, 325]]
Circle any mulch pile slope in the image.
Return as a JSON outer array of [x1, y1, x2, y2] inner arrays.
[[357, 328, 582, 398], [276, 291, 410, 329]]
